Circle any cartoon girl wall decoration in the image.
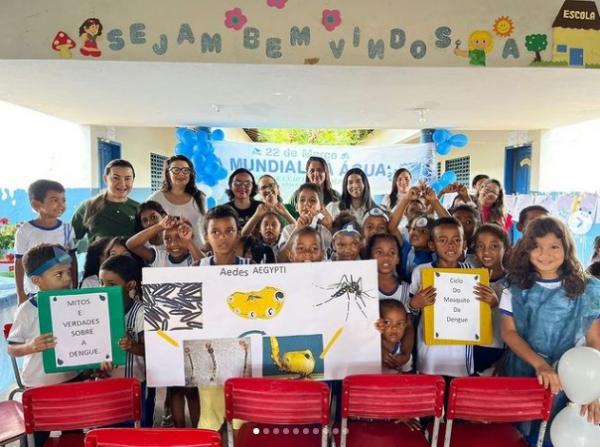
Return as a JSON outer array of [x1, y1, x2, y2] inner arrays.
[[454, 30, 494, 66], [79, 18, 103, 57]]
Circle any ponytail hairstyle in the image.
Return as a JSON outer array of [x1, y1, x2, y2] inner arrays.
[[388, 168, 412, 209], [304, 157, 338, 205], [509, 216, 586, 298], [81, 237, 111, 285], [339, 168, 376, 211], [161, 155, 206, 214], [84, 159, 135, 229], [479, 179, 507, 225]]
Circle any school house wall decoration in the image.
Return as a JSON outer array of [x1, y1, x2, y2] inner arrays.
[[2, 0, 600, 69]]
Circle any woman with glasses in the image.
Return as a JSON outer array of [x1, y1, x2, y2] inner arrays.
[[477, 178, 513, 233], [146, 155, 207, 245], [224, 168, 261, 229]]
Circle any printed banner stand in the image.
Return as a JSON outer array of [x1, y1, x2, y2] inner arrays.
[[38, 286, 126, 373], [422, 268, 492, 346]]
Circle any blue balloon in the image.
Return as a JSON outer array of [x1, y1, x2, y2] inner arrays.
[[196, 130, 209, 142], [175, 128, 196, 146], [174, 142, 193, 158], [440, 170, 458, 185], [192, 152, 206, 168], [211, 129, 225, 141], [436, 141, 452, 155], [207, 197, 217, 209], [204, 175, 218, 187], [193, 142, 209, 155], [449, 133, 469, 148], [215, 167, 228, 180], [431, 182, 443, 194], [432, 129, 450, 144]]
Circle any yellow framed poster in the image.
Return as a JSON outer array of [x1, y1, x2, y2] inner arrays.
[[422, 268, 492, 346]]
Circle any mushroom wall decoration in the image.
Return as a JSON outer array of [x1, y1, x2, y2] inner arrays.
[[52, 31, 76, 59]]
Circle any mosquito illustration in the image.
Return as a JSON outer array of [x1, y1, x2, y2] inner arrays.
[[313, 274, 375, 321]]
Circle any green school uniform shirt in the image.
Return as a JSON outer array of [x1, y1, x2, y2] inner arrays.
[[72, 197, 139, 243]]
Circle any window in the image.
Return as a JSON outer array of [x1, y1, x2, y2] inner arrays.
[[150, 153, 168, 191], [437, 162, 442, 179], [556, 44, 567, 53], [444, 156, 470, 185]]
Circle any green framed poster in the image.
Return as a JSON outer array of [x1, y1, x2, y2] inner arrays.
[[38, 286, 126, 373]]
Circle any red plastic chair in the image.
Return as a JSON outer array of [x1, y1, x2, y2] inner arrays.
[[224, 377, 330, 447], [22, 378, 141, 447], [441, 377, 553, 447], [340, 374, 446, 447], [3, 323, 26, 400], [0, 400, 25, 446], [84, 428, 221, 447]]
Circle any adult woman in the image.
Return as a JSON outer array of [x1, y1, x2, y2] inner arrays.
[[241, 174, 296, 237], [381, 168, 412, 211], [224, 168, 261, 229], [326, 168, 377, 222], [477, 179, 513, 232], [147, 155, 206, 244], [288, 157, 341, 212], [72, 159, 138, 243]]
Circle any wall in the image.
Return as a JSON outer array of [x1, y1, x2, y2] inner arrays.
[[0, 101, 92, 223], [538, 119, 600, 193], [434, 130, 542, 190], [2, 0, 598, 70], [90, 126, 177, 188]]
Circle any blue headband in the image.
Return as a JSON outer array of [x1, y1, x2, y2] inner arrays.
[[27, 247, 71, 277]]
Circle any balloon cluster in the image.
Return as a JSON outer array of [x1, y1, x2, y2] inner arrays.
[[174, 128, 228, 208], [432, 129, 469, 156], [430, 170, 458, 195], [551, 347, 600, 446]]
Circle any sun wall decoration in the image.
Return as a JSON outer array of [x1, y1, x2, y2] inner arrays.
[[493, 16, 515, 37]]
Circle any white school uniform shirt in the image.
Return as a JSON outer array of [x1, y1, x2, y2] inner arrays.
[[7, 295, 78, 387], [107, 300, 146, 382], [409, 261, 474, 377], [378, 282, 411, 303], [326, 201, 369, 223], [382, 341, 413, 374], [15, 220, 76, 294], [146, 190, 206, 245], [80, 275, 101, 289], [149, 246, 194, 268]]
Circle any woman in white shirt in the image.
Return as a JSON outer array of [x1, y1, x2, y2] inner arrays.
[[381, 168, 412, 212], [326, 168, 377, 222], [147, 155, 207, 245]]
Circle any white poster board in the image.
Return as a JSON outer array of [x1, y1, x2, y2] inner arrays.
[[49, 292, 112, 367], [432, 272, 481, 342], [142, 261, 381, 386]]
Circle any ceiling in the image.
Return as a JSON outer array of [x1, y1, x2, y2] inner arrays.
[[1, 59, 600, 130]]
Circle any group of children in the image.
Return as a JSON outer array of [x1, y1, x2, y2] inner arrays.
[[6, 167, 600, 442]]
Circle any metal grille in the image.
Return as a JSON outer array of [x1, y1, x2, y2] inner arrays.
[[437, 162, 442, 179], [150, 153, 168, 192], [444, 156, 470, 185]]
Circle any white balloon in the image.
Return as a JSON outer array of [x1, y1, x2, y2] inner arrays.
[[550, 403, 600, 447], [558, 347, 600, 404]]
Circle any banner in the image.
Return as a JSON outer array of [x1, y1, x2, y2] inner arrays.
[[208, 141, 435, 204], [141, 260, 380, 386]]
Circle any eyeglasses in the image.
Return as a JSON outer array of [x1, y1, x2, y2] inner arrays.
[[233, 180, 253, 188], [169, 167, 192, 175]]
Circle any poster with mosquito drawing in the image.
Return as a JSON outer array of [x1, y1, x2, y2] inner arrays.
[[142, 260, 380, 386]]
